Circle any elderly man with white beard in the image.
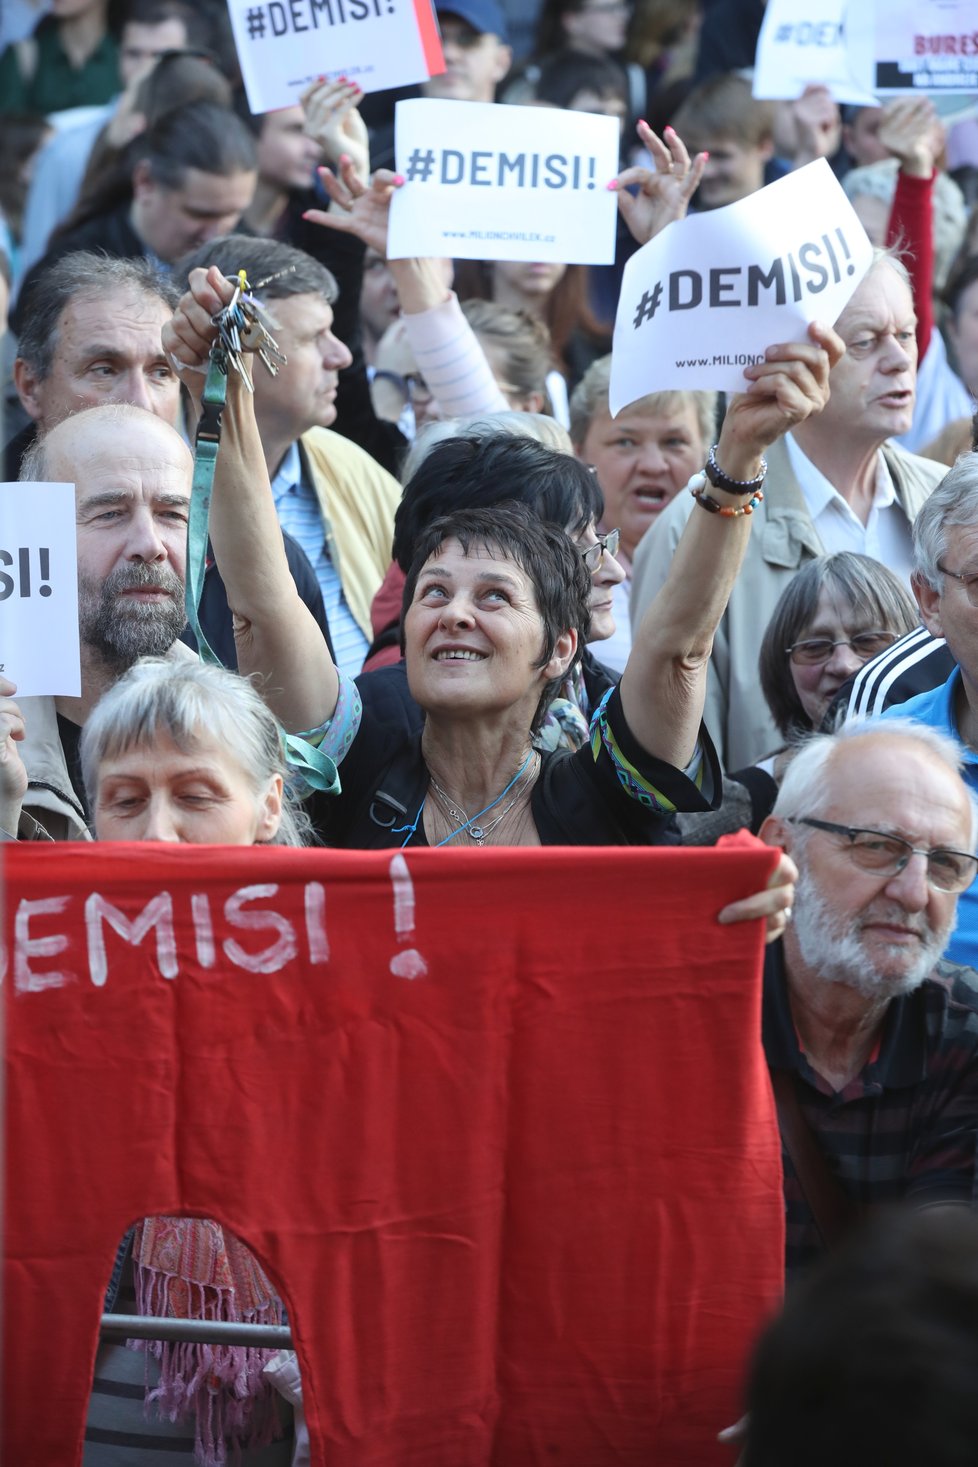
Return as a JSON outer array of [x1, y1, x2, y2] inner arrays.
[[758, 722, 978, 1276]]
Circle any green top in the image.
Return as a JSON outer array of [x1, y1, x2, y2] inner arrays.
[[0, 15, 119, 114]]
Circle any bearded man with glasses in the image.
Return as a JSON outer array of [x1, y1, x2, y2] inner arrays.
[[759, 720, 978, 1274]]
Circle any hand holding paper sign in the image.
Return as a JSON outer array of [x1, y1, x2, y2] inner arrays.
[[301, 77, 370, 180], [0, 677, 28, 838], [877, 96, 945, 177], [620, 321, 841, 774], [785, 85, 842, 168], [611, 122, 708, 247], [733, 320, 843, 468], [611, 158, 874, 407]]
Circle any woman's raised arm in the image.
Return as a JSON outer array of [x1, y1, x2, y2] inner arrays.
[[162, 267, 339, 733], [619, 322, 844, 771]]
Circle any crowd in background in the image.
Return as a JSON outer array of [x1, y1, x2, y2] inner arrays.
[[4, 0, 978, 1464]]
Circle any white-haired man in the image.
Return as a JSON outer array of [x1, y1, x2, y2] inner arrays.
[[760, 721, 978, 1275], [631, 252, 946, 768], [875, 452, 978, 970]]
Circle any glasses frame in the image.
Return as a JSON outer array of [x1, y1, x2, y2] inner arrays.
[[371, 368, 433, 406], [784, 630, 898, 666], [789, 816, 978, 893], [938, 562, 978, 608], [581, 527, 621, 572]]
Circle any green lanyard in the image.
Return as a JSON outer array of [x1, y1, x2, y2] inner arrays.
[[188, 348, 340, 796]]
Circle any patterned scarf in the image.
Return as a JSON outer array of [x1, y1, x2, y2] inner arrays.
[[133, 1215, 285, 1466], [534, 665, 591, 754]]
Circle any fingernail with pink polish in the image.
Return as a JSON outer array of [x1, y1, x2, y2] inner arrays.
[[664, 124, 675, 135], [393, 173, 405, 185], [606, 178, 619, 190]]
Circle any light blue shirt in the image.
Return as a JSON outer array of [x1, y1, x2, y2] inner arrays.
[[270, 442, 369, 678], [880, 668, 978, 972]]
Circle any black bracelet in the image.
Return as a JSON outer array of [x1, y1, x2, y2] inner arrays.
[[704, 443, 767, 496], [690, 472, 764, 517]]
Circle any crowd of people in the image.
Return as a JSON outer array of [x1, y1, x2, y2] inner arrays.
[[2, 0, 978, 1462]]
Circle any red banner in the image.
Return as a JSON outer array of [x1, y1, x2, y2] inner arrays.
[[2, 838, 784, 1466]]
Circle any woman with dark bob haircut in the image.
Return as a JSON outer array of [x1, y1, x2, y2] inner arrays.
[[163, 262, 840, 861], [759, 552, 918, 745]]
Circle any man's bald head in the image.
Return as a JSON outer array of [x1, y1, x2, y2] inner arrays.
[[22, 403, 192, 484]]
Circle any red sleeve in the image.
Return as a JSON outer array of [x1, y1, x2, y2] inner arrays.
[[886, 168, 934, 356], [362, 561, 407, 672]]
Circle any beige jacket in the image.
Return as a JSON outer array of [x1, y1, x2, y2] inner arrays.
[[629, 436, 945, 770], [299, 428, 401, 639]]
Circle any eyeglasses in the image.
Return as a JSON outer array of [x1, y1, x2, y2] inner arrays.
[[785, 630, 898, 666], [790, 817, 978, 893], [580, 528, 620, 572], [938, 562, 978, 608], [371, 368, 434, 405]]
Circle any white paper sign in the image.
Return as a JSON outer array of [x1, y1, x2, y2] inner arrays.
[[753, 0, 878, 104], [0, 482, 80, 698], [610, 160, 874, 410], [869, 0, 978, 95], [228, 0, 444, 114], [387, 99, 620, 265]]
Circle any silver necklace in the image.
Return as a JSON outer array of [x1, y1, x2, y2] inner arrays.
[[428, 752, 539, 845]]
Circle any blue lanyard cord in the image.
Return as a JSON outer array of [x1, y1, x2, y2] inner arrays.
[[186, 359, 224, 665], [188, 348, 339, 796], [431, 750, 534, 848], [394, 798, 426, 849]]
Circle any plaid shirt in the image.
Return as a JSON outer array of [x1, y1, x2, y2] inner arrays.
[[763, 945, 978, 1275]]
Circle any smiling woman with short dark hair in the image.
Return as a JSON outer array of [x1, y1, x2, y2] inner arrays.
[[161, 261, 841, 857]]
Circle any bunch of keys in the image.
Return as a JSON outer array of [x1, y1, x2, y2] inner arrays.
[[211, 269, 288, 391]]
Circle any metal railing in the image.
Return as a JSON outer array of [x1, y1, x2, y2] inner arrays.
[[100, 1314, 293, 1348]]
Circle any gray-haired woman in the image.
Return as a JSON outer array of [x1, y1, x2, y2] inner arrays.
[[82, 659, 305, 1464], [759, 553, 919, 746], [80, 656, 311, 848]]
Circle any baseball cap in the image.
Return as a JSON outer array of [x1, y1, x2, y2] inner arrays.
[[435, 0, 510, 43]]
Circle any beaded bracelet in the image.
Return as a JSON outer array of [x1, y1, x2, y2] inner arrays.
[[704, 443, 767, 495], [689, 471, 765, 517]]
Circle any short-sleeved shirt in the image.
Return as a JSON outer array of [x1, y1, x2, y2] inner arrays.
[[764, 943, 978, 1275]]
